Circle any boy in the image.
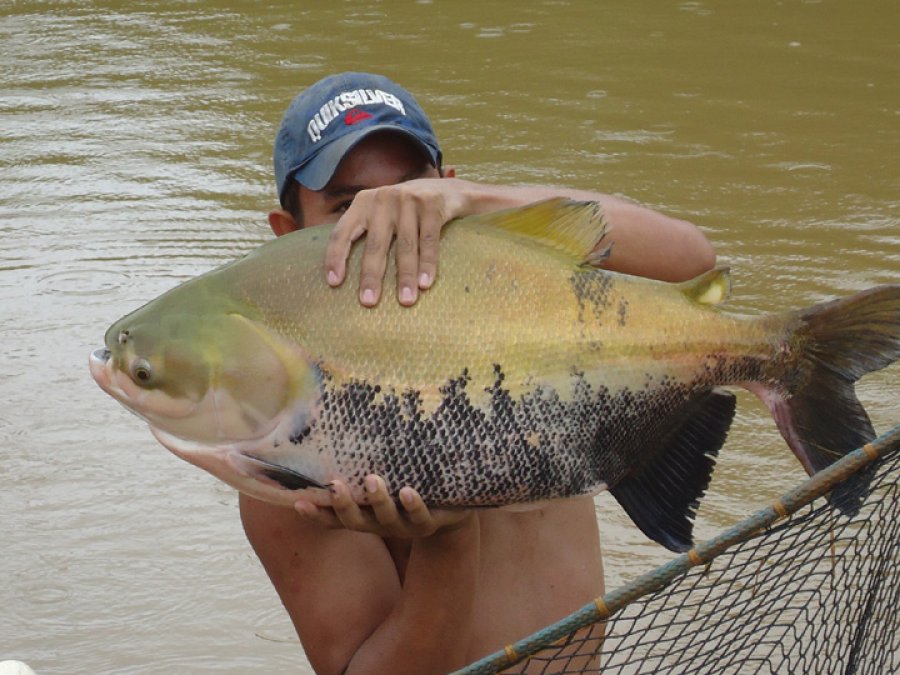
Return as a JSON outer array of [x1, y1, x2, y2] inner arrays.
[[241, 72, 715, 674]]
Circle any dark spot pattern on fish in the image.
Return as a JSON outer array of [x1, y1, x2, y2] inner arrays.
[[569, 269, 614, 326], [289, 424, 313, 445], [289, 354, 768, 506], [617, 298, 629, 326]]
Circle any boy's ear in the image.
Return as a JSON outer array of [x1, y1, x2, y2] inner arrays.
[[268, 209, 300, 237], [441, 165, 457, 178]]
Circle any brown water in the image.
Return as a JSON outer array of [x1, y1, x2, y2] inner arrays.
[[1, 1, 897, 672]]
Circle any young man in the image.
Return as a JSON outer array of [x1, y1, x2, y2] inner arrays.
[[241, 72, 716, 674]]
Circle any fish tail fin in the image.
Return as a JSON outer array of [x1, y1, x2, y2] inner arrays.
[[759, 284, 900, 514], [610, 388, 737, 553]]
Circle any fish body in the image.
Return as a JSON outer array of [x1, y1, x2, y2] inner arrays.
[[89, 200, 900, 551]]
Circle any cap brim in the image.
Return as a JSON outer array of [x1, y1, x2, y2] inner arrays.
[[293, 125, 439, 192]]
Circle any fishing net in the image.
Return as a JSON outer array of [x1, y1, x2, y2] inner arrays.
[[456, 425, 900, 675]]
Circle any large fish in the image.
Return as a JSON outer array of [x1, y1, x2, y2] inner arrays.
[[89, 199, 900, 552]]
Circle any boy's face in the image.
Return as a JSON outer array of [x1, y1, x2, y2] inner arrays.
[[297, 131, 440, 229]]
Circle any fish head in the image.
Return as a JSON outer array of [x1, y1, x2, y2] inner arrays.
[[89, 296, 319, 450]]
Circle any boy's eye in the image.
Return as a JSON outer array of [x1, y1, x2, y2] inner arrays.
[[333, 200, 352, 214]]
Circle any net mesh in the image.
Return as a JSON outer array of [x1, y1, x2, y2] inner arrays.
[[457, 425, 900, 675]]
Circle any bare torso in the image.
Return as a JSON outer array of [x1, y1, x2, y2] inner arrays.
[[240, 494, 603, 672]]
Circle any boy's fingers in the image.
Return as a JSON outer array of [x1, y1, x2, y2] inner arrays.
[[416, 210, 443, 290], [365, 475, 406, 534], [394, 201, 421, 306], [329, 480, 372, 531], [294, 500, 342, 528]]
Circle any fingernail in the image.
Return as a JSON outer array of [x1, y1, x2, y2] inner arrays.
[[327, 270, 340, 286], [365, 476, 378, 493], [419, 273, 431, 289], [400, 490, 414, 506], [400, 286, 415, 304], [361, 288, 376, 305]]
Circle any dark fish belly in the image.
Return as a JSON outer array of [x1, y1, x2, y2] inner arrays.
[[296, 358, 759, 506]]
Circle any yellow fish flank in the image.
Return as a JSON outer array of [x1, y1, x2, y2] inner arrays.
[[90, 199, 900, 552]]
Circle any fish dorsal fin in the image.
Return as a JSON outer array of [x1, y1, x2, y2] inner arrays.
[[678, 266, 732, 305], [466, 198, 611, 267]]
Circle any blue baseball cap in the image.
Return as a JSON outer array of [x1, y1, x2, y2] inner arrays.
[[273, 72, 442, 204]]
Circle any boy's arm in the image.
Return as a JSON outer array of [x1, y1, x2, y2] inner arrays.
[[240, 489, 479, 675]]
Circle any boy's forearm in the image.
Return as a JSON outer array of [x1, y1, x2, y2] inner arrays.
[[452, 179, 716, 281], [345, 515, 480, 675]]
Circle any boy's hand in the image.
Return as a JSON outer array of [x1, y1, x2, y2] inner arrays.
[[324, 178, 469, 308], [294, 474, 472, 538]]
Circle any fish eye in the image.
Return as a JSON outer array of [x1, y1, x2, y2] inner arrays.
[[131, 358, 154, 385]]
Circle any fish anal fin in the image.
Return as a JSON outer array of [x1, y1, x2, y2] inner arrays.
[[609, 388, 736, 552]]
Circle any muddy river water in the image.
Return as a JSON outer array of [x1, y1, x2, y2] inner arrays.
[[1, 1, 897, 672]]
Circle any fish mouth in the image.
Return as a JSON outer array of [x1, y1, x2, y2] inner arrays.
[[89, 347, 113, 389], [92, 347, 112, 363]]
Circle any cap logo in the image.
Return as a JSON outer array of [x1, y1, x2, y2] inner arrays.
[[345, 109, 373, 125], [306, 88, 407, 143]]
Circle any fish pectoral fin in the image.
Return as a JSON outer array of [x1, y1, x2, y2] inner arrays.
[[609, 388, 736, 553], [231, 453, 326, 490]]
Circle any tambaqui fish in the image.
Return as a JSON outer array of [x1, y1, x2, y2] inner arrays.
[[89, 199, 900, 552]]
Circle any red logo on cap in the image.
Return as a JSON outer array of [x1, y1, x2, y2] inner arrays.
[[345, 109, 373, 125]]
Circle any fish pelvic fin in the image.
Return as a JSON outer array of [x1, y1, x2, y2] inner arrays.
[[231, 453, 326, 490], [465, 198, 612, 267], [759, 284, 900, 514], [610, 388, 736, 553]]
